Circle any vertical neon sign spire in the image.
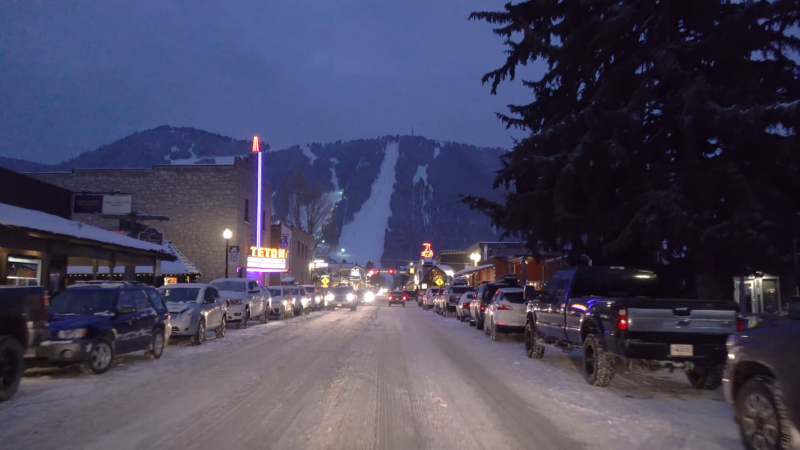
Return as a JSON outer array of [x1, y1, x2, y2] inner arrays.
[[253, 136, 263, 248]]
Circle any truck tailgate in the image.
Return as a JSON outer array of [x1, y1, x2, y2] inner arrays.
[[627, 300, 737, 334]]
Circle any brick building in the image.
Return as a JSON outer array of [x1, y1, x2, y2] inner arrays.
[[31, 155, 271, 284], [268, 222, 315, 285]]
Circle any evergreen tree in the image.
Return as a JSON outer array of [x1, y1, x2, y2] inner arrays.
[[465, 1, 800, 297]]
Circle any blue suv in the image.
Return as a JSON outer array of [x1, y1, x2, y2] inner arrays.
[[26, 281, 169, 374]]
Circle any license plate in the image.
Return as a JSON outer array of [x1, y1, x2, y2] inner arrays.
[[337, 303, 343, 307], [670, 344, 693, 356]]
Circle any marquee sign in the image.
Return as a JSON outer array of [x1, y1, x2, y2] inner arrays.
[[421, 242, 434, 258], [246, 246, 289, 273], [349, 267, 361, 278]]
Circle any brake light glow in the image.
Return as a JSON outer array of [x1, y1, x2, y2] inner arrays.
[[496, 305, 512, 310], [497, 322, 505, 325], [403, 296, 407, 300], [737, 317, 744, 331], [462, 303, 469, 308], [616, 308, 628, 330], [480, 305, 485, 311], [389, 296, 393, 300]]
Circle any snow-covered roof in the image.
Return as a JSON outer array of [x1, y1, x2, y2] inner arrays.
[[454, 263, 495, 277], [66, 240, 199, 276], [434, 264, 454, 274], [0, 202, 173, 257]]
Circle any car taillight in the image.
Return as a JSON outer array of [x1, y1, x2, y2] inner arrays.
[[616, 308, 628, 330], [403, 296, 407, 300], [480, 305, 485, 311], [737, 316, 745, 331], [389, 296, 393, 300], [496, 305, 512, 310], [462, 303, 469, 308]]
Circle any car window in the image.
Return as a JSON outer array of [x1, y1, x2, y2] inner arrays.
[[161, 288, 200, 303], [211, 281, 246, 292], [49, 289, 117, 315], [131, 290, 151, 311], [501, 291, 526, 304], [204, 287, 218, 301], [119, 290, 139, 311], [146, 289, 166, 309], [248, 281, 259, 291], [269, 288, 283, 297]]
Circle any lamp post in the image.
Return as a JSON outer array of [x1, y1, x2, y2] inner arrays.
[[223, 228, 232, 278], [470, 252, 481, 267]]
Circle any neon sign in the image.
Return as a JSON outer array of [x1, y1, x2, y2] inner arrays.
[[246, 246, 288, 272], [253, 136, 263, 248], [421, 242, 434, 258]]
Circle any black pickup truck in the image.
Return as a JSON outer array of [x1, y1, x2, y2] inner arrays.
[[0, 286, 50, 402], [525, 266, 741, 389]]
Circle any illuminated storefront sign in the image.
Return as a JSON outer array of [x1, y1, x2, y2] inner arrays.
[[246, 247, 289, 272], [421, 242, 434, 258]]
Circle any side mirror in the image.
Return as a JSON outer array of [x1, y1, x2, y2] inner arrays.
[[119, 306, 136, 315]]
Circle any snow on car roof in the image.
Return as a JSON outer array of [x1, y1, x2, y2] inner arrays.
[[0, 202, 172, 256]]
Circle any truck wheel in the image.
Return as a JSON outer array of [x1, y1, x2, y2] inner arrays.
[[582, 334, 614, 387], [147, 328, 165, 360], [686, 364, 724, 390], [525, 322, 545, 359], [0, 336, 24, 402], [735, 376, 792, 450], [82, 337, 114, 375], [192, 319, 206, 345]]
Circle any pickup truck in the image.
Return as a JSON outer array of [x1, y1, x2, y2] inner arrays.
[[525, 266, 741, 389], [0, 286, 50, 402]]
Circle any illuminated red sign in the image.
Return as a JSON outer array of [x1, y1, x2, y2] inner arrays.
[[421, 243, 433, 258], [252, 136, 260, 153]]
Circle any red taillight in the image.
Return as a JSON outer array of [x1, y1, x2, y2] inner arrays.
[[616, 308, 628, 330], [480, 305, 485, 311], [403, 296, 407, 300], [496, 305, 512, 310], [389, 296, 393, 300], [496, 322, 505, 325], [462, 303, 469, 308], [737, 317, 745, 331]]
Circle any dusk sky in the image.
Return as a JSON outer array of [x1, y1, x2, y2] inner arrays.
[[1, 0, 540, 164]]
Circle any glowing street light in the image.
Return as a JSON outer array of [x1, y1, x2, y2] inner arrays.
[[470, 252, 481, 267], [341, 248, 346, 253]]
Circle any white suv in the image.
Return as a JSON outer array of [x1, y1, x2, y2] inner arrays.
[[209, 278, 269, 329]]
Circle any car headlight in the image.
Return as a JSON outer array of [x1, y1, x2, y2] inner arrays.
[[57, 328, 87, 339], [325, 294, 334, 301], [365, 292, 375, 302], [347, 293, 355, 301], [315, 295, 321, 302]]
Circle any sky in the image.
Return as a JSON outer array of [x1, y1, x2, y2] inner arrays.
[[0, 0, 541, 164]]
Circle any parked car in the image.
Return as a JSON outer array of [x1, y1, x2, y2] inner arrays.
[[0, 286, 49, 402], [302, 285, 324, 311], [210, 278, 269, 329], [159, 283, 228, 345], [422, 288, 442, 310], [388, 289, 407, 307], [433, 288, 447, 313], [267, 286, 295, 319], [525, 266, 741, 388], [456, 292, 476, 322], [724, 301, 800, 450], [284, 285, 311, 316], [441, 282, 475, 317], [404, 290, 418, 303], [28, 281, 168, 375], [484, 287, 527, 340], [325, 285, 357, 311], [470, 275, 516, 329]]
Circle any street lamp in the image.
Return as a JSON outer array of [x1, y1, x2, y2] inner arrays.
[[223, 228, 232, 277], [341, 248, 346, 253], [470, 252, 481, 267]]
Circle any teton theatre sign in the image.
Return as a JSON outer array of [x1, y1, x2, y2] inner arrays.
[[246, 247, 289, 272]]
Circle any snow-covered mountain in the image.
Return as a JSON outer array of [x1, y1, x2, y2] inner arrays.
[[0, 126, 505, 266]]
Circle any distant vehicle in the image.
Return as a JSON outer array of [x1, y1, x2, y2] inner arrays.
[[404, 290, 418, 302], [724, 301, 800, 450], [470, 275, 517, 329], [210, 278, 269, 329], [484, 287, 526, 340], [267, 286, 294, 319], [422, 288, 442, 310], [28, 281, 168, 375], [0, 286, 49, 401], [388, 289, 406, 307], [325, 285, 357, 311], [159, 284, 228, 345], [285, 285, 311, 316], [441, 283, 475, 318], [525, 267, 740, 388], [456, 292, 476, 323], [302, 285, 324, 311]]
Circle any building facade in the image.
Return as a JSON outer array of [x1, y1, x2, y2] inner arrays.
[[268, 223, 314, 285], [31, 155, 271, 284]]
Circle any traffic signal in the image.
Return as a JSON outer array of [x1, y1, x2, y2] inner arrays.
[[368, 270, 374, 276], [389, 268, 395, 275]]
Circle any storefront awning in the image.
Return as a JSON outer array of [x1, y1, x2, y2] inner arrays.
[[454, 263, 495, 277]]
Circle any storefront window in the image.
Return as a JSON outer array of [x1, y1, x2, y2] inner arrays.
[[6, 256, 42, 286]]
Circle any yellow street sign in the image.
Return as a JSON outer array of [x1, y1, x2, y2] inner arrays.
[[321, 276, 330, 288], [435, 278, 444, 286]]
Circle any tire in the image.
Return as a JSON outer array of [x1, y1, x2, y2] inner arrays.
[[582, 334, 614, 387], [192, 319, 206, 345], [82, 337, 114, 375], [388, 303, 392, 307], [0, 336, 24, 402], [736, 376, 792, 450], [216, 316, 227, 338], [259, 308, 268, 324], [525, 322, 545, 359], [147, 328, 165, 360], [239, 310, 249, 329], [484, 320, 490, 335], [490, 320, 499, 341], [686, 364, 724, 390], [477, 318, 484, 330]]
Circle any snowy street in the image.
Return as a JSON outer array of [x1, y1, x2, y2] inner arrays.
[[0, 301, 741, 450]]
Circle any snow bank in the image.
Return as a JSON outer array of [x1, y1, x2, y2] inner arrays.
[[302, 145, 318, 163]]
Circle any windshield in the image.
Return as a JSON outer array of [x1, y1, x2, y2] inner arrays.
[[571, 270, 665, 298], [287, 287, 303, 296], [210, 281, 246, 292], [49, 290, 117, 315], [501, 292, 526, 304], [332, 287, 353, 293], [161, 288, 200, 303], [269, 288, 283, 297], [450, 286, 474, 294]]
